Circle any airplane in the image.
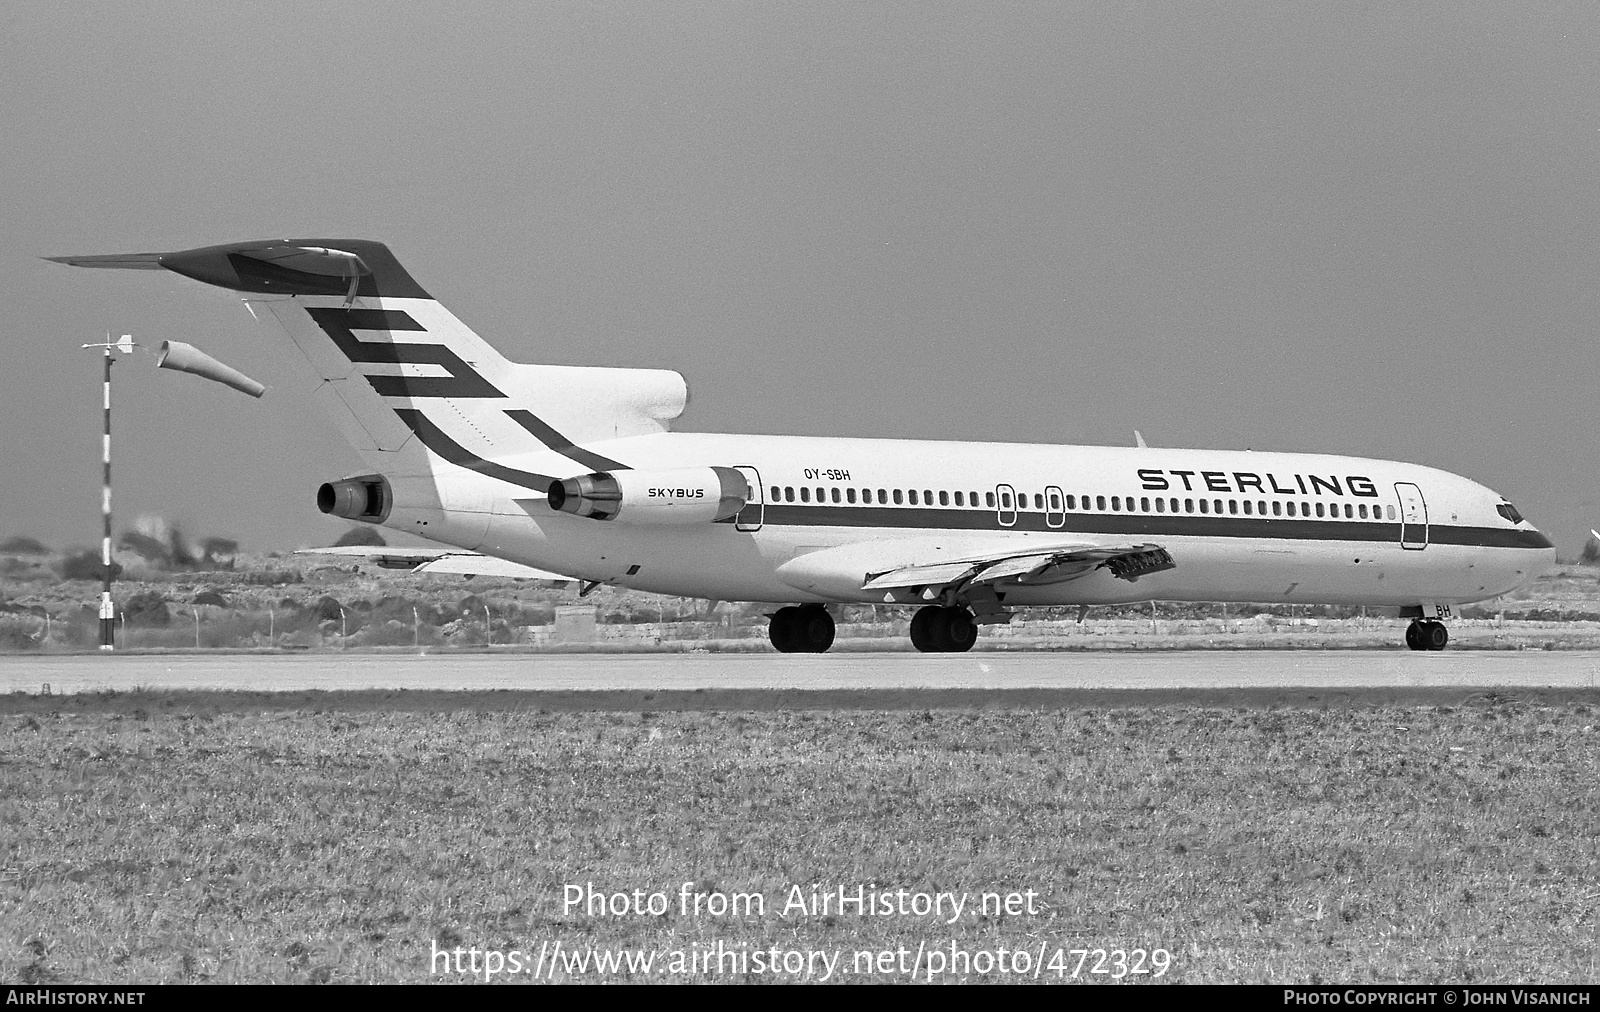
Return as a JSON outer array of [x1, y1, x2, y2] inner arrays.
[[48, 239, 1554, 653]]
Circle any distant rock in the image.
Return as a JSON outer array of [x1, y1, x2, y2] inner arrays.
[[313, 596, 345, 621], [192, 590, 230, 608], [0, 536, 48, 555], [57, 551, 122, 582], [122, 591, 171, 627], [333, 527, 386, 547]]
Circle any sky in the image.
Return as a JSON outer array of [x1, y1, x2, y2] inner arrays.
[[4, 2, 1599, 555]]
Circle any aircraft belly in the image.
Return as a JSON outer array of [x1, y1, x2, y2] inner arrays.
[[476, 512, 828, 602], [997, 538, 1537, 608]]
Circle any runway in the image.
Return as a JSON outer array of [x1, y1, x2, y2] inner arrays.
[[3, 650, 1599, 709]]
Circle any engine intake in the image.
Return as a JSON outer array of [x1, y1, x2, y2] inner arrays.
[[548, 467, 748, 524], [317, 474, 392, 523]]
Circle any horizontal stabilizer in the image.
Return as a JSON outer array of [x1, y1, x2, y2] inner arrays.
[[296, 546, 572, 581], [43, 252, 167, 270]]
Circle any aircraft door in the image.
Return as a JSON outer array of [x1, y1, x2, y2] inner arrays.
[[995, 483, 1017, 528], [1395, 482, 1427, 550], [1044, 485, 1066, 529], [733, 466, 764, 532]]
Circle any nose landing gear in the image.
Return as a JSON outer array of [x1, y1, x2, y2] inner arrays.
[[1405, 620, 1449, 651]]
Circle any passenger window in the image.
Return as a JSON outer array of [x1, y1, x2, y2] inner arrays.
[[1155, 497, 1165, 513], [1387, 505, 1396, 520], [1066, 495, 1076, 510], [1214, 500, 1222, 514], [1049, 493, 1060, 509], [939, 491, 949, 506], [1315, 502, 1324, 518], [954, 491, 964, 506], [770, 486, 780, 500], [1184, 499, 1194, 513], [1228, 500, 1237, 515], [893, 489, 903, 505], [784, 486, 794, 502], [923, 489, 933, 505], [1170, 498, 1179, 513], [1258, 500, 1267, 515], [1033, 493, 1043, 509], [1198, 499, 1208, 514], [985, 492, 995, 508], [1000, 492, 1012, 508], [908, 490, 919, 505], [1272, 501, 1282, 517], [1242, 500, 1252, 515], [1096, 496, 1106, 510], [1359, 504, 1367, 519], [831, 488, 841, 503], [846, 488, 856, 504], [1286, 502, 1295, 517], [1141, 497, 1150, 512], [800, 487, 810, 503], [877, 489, 887, 504], [1302, 502, 1309, 516], [1344, 504, 1353, 519]]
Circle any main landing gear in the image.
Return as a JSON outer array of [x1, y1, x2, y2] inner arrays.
[[1405, 620, 1449, 651], [910, 605, 978, 653], [769, 605, 835, 653]]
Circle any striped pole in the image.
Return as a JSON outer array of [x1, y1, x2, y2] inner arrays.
[[99, 345, 115, 650]]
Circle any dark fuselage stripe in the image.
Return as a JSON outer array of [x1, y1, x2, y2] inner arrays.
[[393, 409, 557, 492], [504, 409, 628, 472], [756, 504, 1552, 550]]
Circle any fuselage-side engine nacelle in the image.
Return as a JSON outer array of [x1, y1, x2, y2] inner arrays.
[[548, 467, 747, 524], [318, 474, 392, 524]]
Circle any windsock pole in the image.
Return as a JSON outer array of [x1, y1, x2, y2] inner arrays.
[[82, 334, 134, 651], [99, 344, 115, 650]]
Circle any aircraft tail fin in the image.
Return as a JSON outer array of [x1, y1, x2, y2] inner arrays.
[[48, 240, 686, 487]]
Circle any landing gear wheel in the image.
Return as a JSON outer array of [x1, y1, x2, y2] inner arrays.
[[796, 606, 835, 653], [1405, 620, 1449, 651], [942, 607, 977, 653], [769, 605, 835, 653], [910, 607, 936, 652], [1422, 620, 1448, 651], [910, 605, 978, 653], [769, 606, 801, 653], [1405, 621, 1425, 651]]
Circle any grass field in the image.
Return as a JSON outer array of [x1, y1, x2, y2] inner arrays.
[[2, 693, 1596, 983]]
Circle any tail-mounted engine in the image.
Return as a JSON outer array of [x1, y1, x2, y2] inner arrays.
[[548, 467, 748, 524], [317, 474, 392, 524]]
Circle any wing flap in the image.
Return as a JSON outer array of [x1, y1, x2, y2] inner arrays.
[[865, 543, 1174, 594], [862, 561, 979, 592]]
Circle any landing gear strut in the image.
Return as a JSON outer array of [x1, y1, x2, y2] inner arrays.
[[909, 605, 978, 653], [769, 605, 835, 653], [1405, 619, 1449, 651]]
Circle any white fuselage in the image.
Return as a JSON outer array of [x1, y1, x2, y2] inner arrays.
[[389, 433, 1552, 608]]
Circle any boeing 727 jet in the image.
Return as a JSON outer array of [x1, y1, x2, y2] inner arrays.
[[49, 239, 1553, 652]]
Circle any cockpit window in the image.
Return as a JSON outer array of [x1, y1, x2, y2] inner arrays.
[[1496, 502, 1523, 525]]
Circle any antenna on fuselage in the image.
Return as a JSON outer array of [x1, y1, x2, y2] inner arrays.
[[1134, 430, 1149, 448]]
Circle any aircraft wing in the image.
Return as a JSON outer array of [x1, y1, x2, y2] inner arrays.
[[776, 535, 1176, 608], [295, 546, 574, 581], [862, 543, 1174, 593]]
